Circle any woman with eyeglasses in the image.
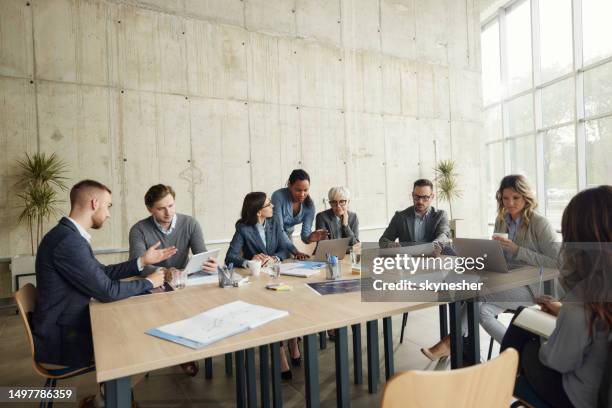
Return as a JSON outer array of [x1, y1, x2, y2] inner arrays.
[[315, 186, 359, 248], [272, 169, 328, 248], [225, 192, 298, 267]]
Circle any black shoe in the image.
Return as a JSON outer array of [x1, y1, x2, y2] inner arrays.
[[291, 356, 302, 367], [281, 370, 292, 380]]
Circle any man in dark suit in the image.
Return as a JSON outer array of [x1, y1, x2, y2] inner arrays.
[[32, 179, 177, 368], [379, 178, 451, 249]]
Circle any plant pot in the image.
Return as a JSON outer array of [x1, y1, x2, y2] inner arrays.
[[10, 254, 36, 292]]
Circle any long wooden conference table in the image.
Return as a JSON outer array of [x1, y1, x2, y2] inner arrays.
[[90, 260, 558, 408]]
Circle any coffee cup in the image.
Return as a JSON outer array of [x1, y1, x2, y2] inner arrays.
[[492, 232, 508, 240], [246, 260, 262, 277]]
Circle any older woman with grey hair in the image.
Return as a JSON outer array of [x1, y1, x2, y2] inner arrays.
[[315, 186, 359, 247]]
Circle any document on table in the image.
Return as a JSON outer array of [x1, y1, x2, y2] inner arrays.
[[186, 270, 218, 286], [146, 301, 289, 348], [513, 307, 557, 339], [280, 261, 326, 277]]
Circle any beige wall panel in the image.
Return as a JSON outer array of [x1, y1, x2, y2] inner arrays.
[[361, 52, 383, 114], [417, 118, 451, 181], [381, 56, 402, 115], [0, 0, 33, 78], [380, 0, 416, 60], [343, 50, 364, 113], [345, 112, 387, 227], [135, 0, 184, 13], [450, 68, 482, 122], [383, 115, 419, 216], [113, 5, 161, 92], [190, 98, 250, 241], [34, 0, 108, 85], [446, 0, 469, 68], [37, 82, 121, 248], [415, 0, 448, 65], [249, 103, 300, 193], [300, 107, 346, 208], [417, 62, 450, 119], [297, 40, 343, 109], [0, 78, 37, 256], [450, 120, 486, 237], [186, 20, 248, 100], [245, 0, 295, 36], [400, 60, 418, 116], [341, 0, 380, 52], [184, 0, 245, 27], [157, 13, 188, 94], [296, 0, 341, 46], [277, 38, 300, 106], [247, 32, 279, 104]]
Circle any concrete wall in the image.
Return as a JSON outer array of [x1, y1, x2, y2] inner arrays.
[[0, 0, 485, 265]]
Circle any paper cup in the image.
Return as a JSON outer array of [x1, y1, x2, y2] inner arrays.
[[247, 260, 262, 276], [492, 232, 508, 240]]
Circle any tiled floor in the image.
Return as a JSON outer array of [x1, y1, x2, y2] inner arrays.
[[0, 306, 506, 407]]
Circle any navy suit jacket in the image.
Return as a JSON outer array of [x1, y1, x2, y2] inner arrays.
[[225, 219, 292, 267], [32, 217, 152, 367]]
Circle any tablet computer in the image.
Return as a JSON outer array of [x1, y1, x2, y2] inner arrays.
[[184, 249, 220, 275]]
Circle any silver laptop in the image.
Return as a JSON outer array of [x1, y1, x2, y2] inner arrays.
[[377, 242, 436, 258], [453, 238, 522, 273], [312, 238, 350, 262]]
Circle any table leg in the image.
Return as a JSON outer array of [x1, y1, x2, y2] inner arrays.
[[271, 342, 282, 408], [303, 333, 320, 408], [259, 345, 270, 408], [105, 377, 131, 408], [466, 300, 481, 365], [449, 302, 463, 369], [383, 317, 394, 380], [319, 331, 327, 349], [235, 350, 246, 408], [366, 320, 379, 394], [205, 357, 213, 379], [439, 304, 449, 339], [351, 324, 363, 385], [225, 353, 233, 376], [246, 348, 257, 408], [335, 327, 350, 408]]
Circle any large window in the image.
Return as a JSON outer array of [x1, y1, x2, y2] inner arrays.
[[481, 0, 612, 228]]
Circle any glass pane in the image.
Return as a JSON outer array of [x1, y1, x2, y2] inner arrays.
[[539, 0, 573, 82], [507, 93, 534, 136], [583, 0, 612, 65], [487, 142, 505, 222], [506, 0, 533, 95], [484, 106, 503, 141], [543, 125, 576, 228], [586, 117, 612, 187], [507, 135, 537, 185], [481, 21, 502, 105], [584, 61, 612, 117], [541, 77, 574, 128]]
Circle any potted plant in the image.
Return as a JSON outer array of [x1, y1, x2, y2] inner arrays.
[[434, 160, 462, 238], [12, 153, 68, 291]]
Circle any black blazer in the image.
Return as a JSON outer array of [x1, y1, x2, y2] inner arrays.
[[315, 209, 359, 246], [225, 218, 293, 267], [379, 206, 450, 248], [32, 217, 152, 367]]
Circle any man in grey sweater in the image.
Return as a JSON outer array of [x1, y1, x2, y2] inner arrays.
[[128, 184, 217, 377]]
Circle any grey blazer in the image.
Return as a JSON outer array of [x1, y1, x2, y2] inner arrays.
[[494, 212, 560, 268], [379, 206, 451, 248], [315, 209, 359, 247]]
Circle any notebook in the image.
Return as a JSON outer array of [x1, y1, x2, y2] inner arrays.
[[512, 307, 557, 339], [279, 261, 326, 278]]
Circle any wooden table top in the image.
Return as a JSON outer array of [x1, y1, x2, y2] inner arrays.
[[90, 260, 558, 383]]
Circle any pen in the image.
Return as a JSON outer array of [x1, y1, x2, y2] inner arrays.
[[537, 266, 543, 297]]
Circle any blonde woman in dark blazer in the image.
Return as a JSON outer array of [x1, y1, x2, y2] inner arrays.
[[422, 175, 560, 360]]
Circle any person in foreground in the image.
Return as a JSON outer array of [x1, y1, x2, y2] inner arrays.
[[422, 175, 560, 361], [32, 180, 176, 407], [225, 192, 306, 379], [129, 184, 217, 376], [500, 185, 611, 408]]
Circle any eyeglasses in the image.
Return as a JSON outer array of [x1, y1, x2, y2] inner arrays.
[[261, 202, 272, 209], [329, 199, 348, 206], [412, 194, 432, 202]]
